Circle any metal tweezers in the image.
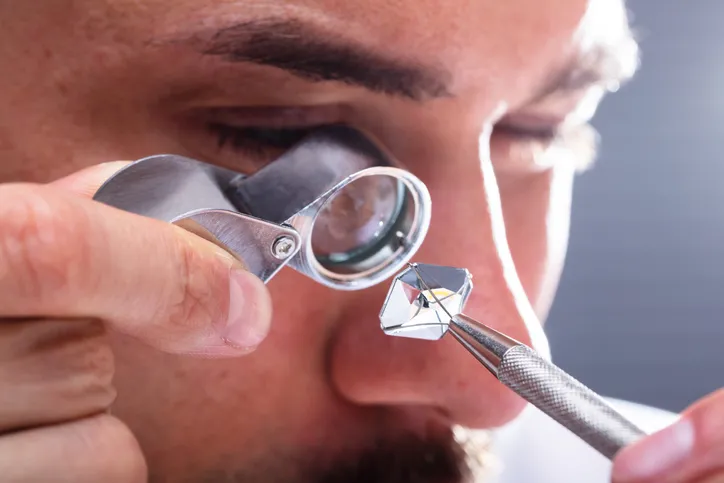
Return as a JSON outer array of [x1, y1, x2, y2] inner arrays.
[[381, 263, 647, 460]]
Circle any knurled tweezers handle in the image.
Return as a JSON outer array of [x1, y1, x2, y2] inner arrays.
[[498, 345, 647, 460]]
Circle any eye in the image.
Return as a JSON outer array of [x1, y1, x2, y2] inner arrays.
[[183, 106, 344, 168], [208, 123, 319, 158], [490, 116, 599, 172], [493, 116, 562, 143]]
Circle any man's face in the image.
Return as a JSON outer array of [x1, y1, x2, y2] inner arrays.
[[0, 1, 636, 481]]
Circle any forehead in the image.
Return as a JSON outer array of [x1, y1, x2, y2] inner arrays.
[[83, 0, 590, 102], [152, 0, 589, 40]]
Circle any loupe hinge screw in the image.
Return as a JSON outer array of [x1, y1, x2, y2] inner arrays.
[[271, 235, 297, 260]]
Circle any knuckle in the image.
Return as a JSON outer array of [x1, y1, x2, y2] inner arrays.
[[0, 319, 117, 431], [0, 184, 93, 303], [56, 321, 117, 410], [158, 235, 227, 335]]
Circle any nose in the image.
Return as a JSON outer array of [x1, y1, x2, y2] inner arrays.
[[328, 129, 549, 429]]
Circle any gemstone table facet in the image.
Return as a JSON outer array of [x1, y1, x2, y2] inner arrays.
[[379, 263, 473, 340]]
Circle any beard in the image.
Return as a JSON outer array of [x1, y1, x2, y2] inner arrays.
[[313, 427, 496, 483], [182, 427, 495, 483], [313, 433, 471, 483]]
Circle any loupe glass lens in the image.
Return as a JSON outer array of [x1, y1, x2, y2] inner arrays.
[[311, 175, 408, 271]]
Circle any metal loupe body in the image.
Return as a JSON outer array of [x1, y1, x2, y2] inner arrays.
[[93, 126, 431, 290]]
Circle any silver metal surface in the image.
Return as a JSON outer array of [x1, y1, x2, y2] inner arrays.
[[93, 126, 431, 290], [271, 236, 297, 260], [448, 314, 515, 376], [498, 344, 646, 459], [93, 155, 301, 283], [174, 211, 301, 282], [380, 262, 647, 460]]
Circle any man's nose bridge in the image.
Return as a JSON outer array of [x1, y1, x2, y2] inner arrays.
[[415, 156, 536, 347], [421, 130, 545, 340]]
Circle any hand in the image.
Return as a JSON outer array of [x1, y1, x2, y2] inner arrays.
[[613, 388, 724, 483], [0, 162, 272, 482]]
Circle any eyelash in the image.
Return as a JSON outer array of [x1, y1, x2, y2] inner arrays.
[[493, 123, 561, 142], [209, 123, 316, 157]]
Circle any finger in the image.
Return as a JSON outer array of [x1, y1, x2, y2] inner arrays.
[[0, 414, 147, 483], [0, 183, 272, 356], [0, 318, 115, 433], [612, 388, 724, 483], [50, 161, 131, 198]]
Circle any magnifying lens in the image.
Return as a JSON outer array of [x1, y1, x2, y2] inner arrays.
[[93, 125, 431, 290]]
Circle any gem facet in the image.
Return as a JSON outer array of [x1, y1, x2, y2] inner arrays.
[[379, 263, 473, 340]]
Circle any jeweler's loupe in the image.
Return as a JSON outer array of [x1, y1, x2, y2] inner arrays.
[[93, 125, 431, 290]]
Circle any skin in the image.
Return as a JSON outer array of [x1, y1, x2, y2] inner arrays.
[[2, 1, 720, 482]]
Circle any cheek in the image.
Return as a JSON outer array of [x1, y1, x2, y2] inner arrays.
[[497, 165, 575, 319], [108, 269, 354, 473]]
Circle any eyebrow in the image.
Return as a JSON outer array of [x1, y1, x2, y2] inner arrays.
[[190, 19, 452, 102], [533, 25, 640, 102]]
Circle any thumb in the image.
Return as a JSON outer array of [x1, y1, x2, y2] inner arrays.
[[613, 388, 724, 483], [50, 161, 132, 198], [38, 161, 274, 355]]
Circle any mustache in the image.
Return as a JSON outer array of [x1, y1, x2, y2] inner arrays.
[[179, 427, 494, 483], [310, 427, 493, 483]]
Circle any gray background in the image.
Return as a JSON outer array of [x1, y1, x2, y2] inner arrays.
[[547, 1, 724, 413]]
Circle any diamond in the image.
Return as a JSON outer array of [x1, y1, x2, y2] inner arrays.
[[379, 263, 473, 340]]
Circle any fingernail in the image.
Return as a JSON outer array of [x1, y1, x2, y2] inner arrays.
[[613, 418, 695, 482], [218, 268, 272, 349]]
